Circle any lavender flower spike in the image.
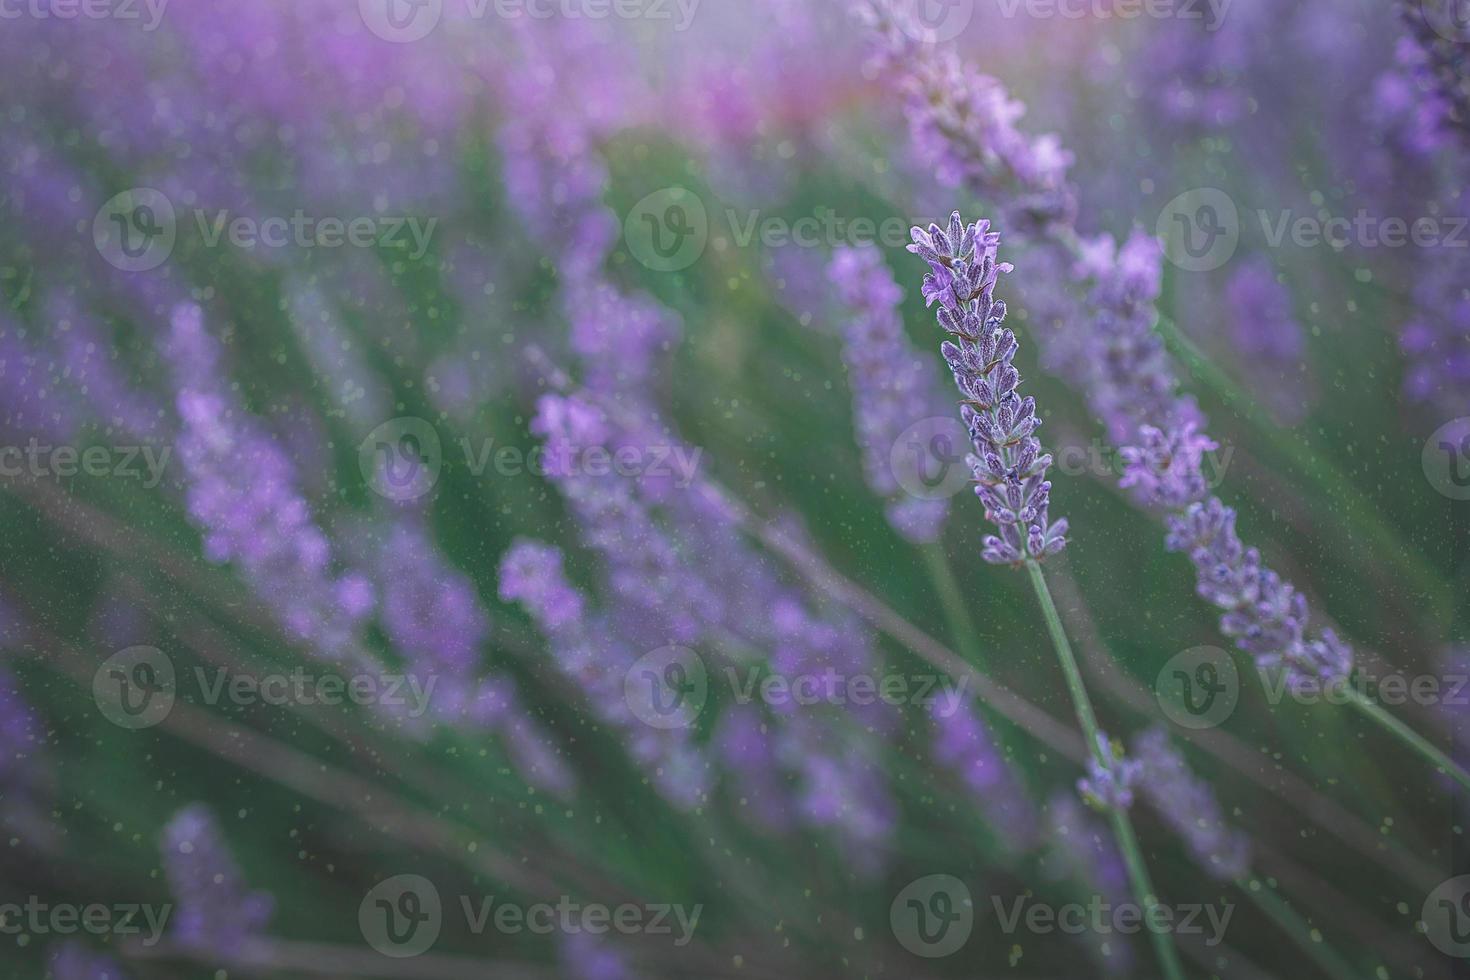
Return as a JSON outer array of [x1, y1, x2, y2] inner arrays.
[[1132, 728, 1251, 881], [908, 213, 1067, 564], [161, 805, 273, 955]]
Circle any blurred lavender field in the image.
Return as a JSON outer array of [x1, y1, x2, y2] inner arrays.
[[2, 0, 1469, 976]]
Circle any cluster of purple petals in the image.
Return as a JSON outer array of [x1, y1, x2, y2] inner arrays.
[[367, 520, 575, 796], [1399, 1, 1470, 150], [713, 705, 795, 832], [499, 538, 709, 809], [908, 213, 1068, 564], [1223, 259, 1312, 423], [827, 244, 950, 543], [1076, 733, 1142, 811], [160, 805, 273, 955], [1135, 8, 1253, 129], [500, 19, 678, 397], [560, 932, 632, 980], [163, 304, 377, 667], [1400, 240, 1470, 420], [855, 0, 1074, 233], [928, 698, 1038, 848], [1164, 500, 1354, 694], [1132, 729, 1251, 881], [47, 942, 128, 980], [526, 394, 900, 860], [1369, 37, 1460, 162]]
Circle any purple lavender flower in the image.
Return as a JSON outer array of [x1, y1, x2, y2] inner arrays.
[[499, 539, 709, 810], [1165, 498, 1353, 694], [164, 304, 376, 666], [1044, 793, 1137, 976], [713, 704, 794, 832], [560, 932, 631, 980], [929, 698, 1037, 848], [1223, 259, 1312, 423], [1400, 240, 1470, 420], [828, 244, 950, 543], [1119, 423, 1217, 511], [856, 0, 1074, 231], [1132, 729, 1252, 881], [47, 942, 129, 980], [160, 805, 273, 955], [907, 213, 1068, 564], [1076, 733, 1142, 811], [1399, 0, 1470, 149]]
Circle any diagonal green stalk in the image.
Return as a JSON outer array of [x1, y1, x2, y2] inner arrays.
[[1345, 687, 1470, 793], [1024, 559, 1187, 980], [922, 541, 987, 671], [1236, 877, 1363, 980]]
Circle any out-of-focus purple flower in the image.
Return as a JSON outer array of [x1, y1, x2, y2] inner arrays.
[[560, 932, 631, 980], [499, 539, 708, 810], [1077, 733, 1142, 811], [1132, 729, 1252, 881], [714, 704, 794, 833], [532, 394, 722, 644], [1119, 423, 1217, 511], [160, 805, 273, 955], [47, 942, 129, 980], [828, 244, 950, 543], [164, 304, 375, 666], [855, 0, 1075, 232], [1044, 793, 1136, 975], [908, 214, 1067, 564], [929, 698, 1037, 849], [1399, 1, 1470, 150], [1400, 241, 1470, 420], [1223, 259, 1312, 423]]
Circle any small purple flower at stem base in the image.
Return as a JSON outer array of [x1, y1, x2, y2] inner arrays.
[[1077, 733, 1142, 811], [907, 212, 1068, 564]]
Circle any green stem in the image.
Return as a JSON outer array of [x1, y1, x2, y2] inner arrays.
[[1237, 877, 1362, 979], [1024, 560, 1187, 980], [1345, 687, 1470, 793], [922, 542, 987, 671], [1155, 315, 1452, 624]]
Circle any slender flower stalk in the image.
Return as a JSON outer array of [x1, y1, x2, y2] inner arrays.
[[905, 216, 1183, 979]]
